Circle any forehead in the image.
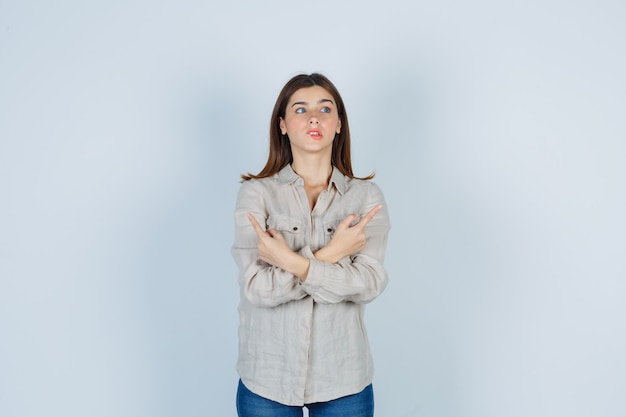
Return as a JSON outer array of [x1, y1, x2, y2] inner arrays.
[[287, 85, 334, 104]]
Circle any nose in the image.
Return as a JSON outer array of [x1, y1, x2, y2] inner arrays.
[[308, 115, 319, 125]]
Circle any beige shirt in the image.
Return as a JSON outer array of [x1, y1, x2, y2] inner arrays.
[[232, 165, 390, 406]]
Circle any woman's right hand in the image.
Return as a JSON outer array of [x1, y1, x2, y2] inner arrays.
[[315, 204, 382, 264], [247, 213, 311, 280]]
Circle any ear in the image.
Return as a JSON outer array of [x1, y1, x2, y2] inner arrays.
[[279, 117, 287, 135], [336, 119, 341, 134]]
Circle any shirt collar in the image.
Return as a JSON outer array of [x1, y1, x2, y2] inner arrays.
[[278, 164, 348, 196]]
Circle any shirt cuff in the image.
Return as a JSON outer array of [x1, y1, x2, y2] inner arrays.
[[297, 245, 326, 291]]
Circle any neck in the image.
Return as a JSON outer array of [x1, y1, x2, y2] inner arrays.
[[291, 155, 332, 188]]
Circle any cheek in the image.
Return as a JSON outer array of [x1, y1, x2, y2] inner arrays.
[[287, 118, 308, 130], [325, 117, 340, 129]]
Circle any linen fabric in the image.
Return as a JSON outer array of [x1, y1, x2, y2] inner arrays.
[[232, 165, 390, 406]]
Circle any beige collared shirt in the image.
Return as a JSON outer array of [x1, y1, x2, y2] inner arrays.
[[232, 164, 390, 406]]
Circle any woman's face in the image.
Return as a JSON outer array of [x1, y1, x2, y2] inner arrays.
[[279, 86, 342, 158]]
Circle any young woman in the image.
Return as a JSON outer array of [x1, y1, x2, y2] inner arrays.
[[232, 73, 391, 417]]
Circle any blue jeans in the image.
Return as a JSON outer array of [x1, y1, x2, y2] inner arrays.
[[236, 380, 374, 417]]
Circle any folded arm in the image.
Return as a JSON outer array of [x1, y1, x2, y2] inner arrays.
[[302, 185, 391, 304], [231, 182, 309, 307]]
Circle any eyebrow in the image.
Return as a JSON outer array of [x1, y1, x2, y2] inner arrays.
[[290, 98, 335, 108]]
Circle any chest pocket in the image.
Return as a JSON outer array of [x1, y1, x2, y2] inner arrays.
[[322, 218, 344, 247], [267, 214, 305, 251]]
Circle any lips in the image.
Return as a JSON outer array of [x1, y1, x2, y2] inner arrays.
[[307, 129, 322, 139]]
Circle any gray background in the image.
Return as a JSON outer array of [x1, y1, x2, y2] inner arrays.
[[1, 1, 625, 416]]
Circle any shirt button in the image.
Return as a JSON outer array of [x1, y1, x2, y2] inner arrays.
[[327, 228, 333, 233], [293, 227, 298, 231]]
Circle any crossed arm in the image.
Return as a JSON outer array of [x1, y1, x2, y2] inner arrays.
[[246, 205, 382, 282], [232, 182, 390, 306]]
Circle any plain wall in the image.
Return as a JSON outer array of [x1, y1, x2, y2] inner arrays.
[[1, 1, 625, 416]]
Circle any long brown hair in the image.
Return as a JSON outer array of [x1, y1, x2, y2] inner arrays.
[[241, 73, 374, 181]]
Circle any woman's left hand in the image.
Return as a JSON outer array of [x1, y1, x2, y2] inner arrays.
[[314, 204, 382, 264]]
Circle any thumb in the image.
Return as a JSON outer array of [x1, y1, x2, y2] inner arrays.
[[337, 213, 357, 230], [267, 229, 284, 240]]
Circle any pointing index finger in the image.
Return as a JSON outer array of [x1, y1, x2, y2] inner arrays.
[[247, 213, 266, 236], [356, 204, 382, 228]]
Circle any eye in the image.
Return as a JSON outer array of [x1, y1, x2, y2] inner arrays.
[[295, 107, 306, 114], [320, 106, 331, 113]]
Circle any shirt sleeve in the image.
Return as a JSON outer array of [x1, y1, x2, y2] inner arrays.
[[299, 182, 391, 304], [231, 180, 309, 308]]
